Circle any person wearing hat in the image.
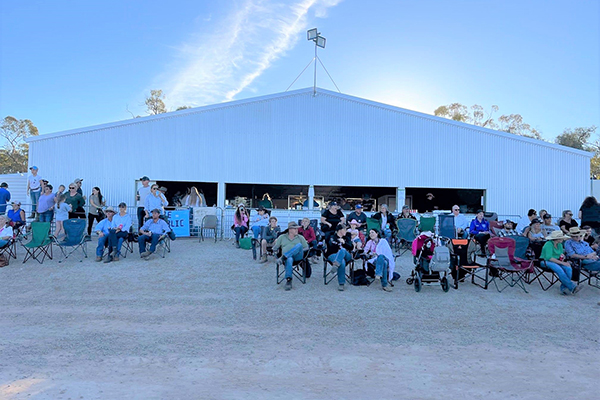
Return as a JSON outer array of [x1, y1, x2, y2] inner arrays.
[[139, 208, 172, 259], [541, 213, 559, 237], [64, 183, 86, 220], [525, 218, 545, 242], [250, 206, 270, 239], [112, 202, 133, 261], [136, 176, 151, 229], [26, 166, 43, 219], [325, 223, 354, 291], [74, 178, 84, 196], [0, 182, 10, 215], [565, 227, 600, 273], [272, 221, 309, 291], [347, 204, 367, 232], [348, 219, 364, 250], [497, 220, 518, 237], [95, 206, 118, 263], [540, 230, 582, 295], [424, 192, 438, 212]]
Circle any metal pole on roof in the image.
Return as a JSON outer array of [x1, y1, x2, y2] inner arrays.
[[313, 40, 317, 96]]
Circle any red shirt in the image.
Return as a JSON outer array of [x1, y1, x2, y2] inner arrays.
[[299, 226, 316, 243]]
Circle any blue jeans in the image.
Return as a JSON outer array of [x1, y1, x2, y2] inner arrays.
[[108, 229, 129, 256], [30, 190, 41, 214], [234, 226, 248, 243], [139, 233, 161, 253], [544, 261, 576, 292], [96, 235, 110, 257], [375, 254, 389, 287], [283, 243, 304, 279], [581, 259, 600, 272], [39, 210, 53, 223], [328, 248, 352, 285], [251, 225, 263, 239], [0, 239, 8, 248]]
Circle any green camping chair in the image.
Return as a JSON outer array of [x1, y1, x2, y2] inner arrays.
[[366, 217, 381, 233], [22, 222, 53, 264], [419, 216, 436, 234]]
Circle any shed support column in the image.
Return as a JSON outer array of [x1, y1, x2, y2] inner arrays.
[[308, 185, 315, 211], [396, 187, 406, 212], [217, 182, 226, 209]]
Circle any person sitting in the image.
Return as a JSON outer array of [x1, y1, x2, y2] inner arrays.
[[559, 209, 578, 235], [541, 230, 582, 295], [320, 201, 345, 241], [525, 218, 545, 242], [581, 225, 598, 251], [398, 205, 418, 221], [298, 217, 318, 263], [363, 229, 394, 292], [258, 216, 280, 263], [469, 210, 491, 254], [497, 220, 519, 237], [346, 204, 367, 231], [372, 204, 396, 242], [95, 206, 117, 263], [348, 219, 364, 251], [0, 216, 14, 249], [138, 209, 172, 259], [111, 202, 133, 261], [250, 206, 269, 239], [325, 224, 354, 291], [579, 196, 600, 234], [564, 227, 600, 272], [450, 205, 469, 238], [233, 203, 250, 248], [7, 201, 26, 233], [516, 209, 537, 235], [144, 184, 168, 221], [541, 213, 560, 237], [538, 209, 548, 220], [272, 221, 309, 291]]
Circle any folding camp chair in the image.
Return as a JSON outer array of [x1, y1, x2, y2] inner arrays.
[[366, 217, 381, 233], [451, 238, 488, 289], [419, 216, 436, 234], [22, 222, 53, 264], [487, 237, 533, 293], [489, 221, 504, 238], [200, 215, 218, 242], [0, 233, 18, 261], [276, 249, 310, 284], [54, 219, 87, 263], [251, 225, 280, 261], [438, 214, 456, 239], [323, 253, 355, 285], [156, 234, 170, 258], [570, 258, 600, 289], [118, 227, 135, 259], [395, 218, 417, 256]]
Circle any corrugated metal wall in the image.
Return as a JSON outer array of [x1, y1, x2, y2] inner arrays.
[[28, 88, 591, 217], [0, 173, 28, 206]]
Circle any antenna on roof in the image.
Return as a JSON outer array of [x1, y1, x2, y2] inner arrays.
[[285, 28, 341, 96]]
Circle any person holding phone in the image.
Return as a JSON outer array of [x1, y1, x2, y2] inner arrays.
[[111, 202, 132, 261]]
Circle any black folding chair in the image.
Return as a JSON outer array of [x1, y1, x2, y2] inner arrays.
[[276, 249, 310, 284]]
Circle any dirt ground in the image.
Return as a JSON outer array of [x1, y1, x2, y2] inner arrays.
[[0, 238, 598, 400]]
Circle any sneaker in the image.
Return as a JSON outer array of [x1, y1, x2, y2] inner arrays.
[[382, 285, 393, 292], [572, 284, 583, 295], [338, 284, 345, 291], [103, 255, 112, 264], [140, 251, 151, 258], [95, 256, 102, 262], [113, 256, 120, 262], [259, 255, 268, 264], [235, 242, 240, 248], [284, 278, 292, 291], [560, 289, 571, 296]]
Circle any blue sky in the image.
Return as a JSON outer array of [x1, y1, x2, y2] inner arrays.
[[1, 0, 598, 141]]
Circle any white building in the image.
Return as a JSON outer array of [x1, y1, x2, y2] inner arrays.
[[27, 87, 591, 221]]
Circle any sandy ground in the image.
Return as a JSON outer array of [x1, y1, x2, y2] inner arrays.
[[0, 238, 598, 400]]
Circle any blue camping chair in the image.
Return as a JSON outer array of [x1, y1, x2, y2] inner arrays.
[[438, 214, 456, 239], [55, 219, 87, 262]]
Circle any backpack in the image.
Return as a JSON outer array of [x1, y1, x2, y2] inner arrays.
[[429, 246, 451, 272]]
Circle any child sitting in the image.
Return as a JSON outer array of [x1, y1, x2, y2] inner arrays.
[[348, 219, 363, 250]]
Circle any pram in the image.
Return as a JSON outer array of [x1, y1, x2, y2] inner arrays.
[[406, 233, 451, 292]]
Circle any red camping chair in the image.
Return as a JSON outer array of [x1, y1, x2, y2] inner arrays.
[[489, 221, 504, 238], [487, 237, 533, 293]]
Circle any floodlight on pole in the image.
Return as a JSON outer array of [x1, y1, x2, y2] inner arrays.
[[307, 28, 326, 96]]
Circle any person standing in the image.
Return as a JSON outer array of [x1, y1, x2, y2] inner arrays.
[[87, 187, 105, 236], [64, 183, 85, 219], [27, 166, 42, 219], [136, 176, 152, 229], [144, 184, 168, 220], [37, 185, 56, 223], [0, 182, 11, 215]]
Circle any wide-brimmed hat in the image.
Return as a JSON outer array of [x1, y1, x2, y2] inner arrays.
[[349, 219, 360, 226], [104, 206, 116, 214], [288, 221, 300, 229], [568, 227, 582, 236], [546, 230, 570, 241]]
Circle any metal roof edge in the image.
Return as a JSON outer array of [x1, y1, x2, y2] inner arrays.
[[315, 88, 594, 158]]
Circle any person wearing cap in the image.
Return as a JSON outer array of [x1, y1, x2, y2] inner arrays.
[[74, 178, 84, 196], [469, 210, 490, 254], [95, 206, 118, 263], [139, 208, 171, 259], [398, 205, 417, 221], [497, 220, 519, 237], [27, 166, 43, 219], [564, 227, 600, 272], [272, 221, 309, 290], [325, 223, 354, 291], [137, 177, 151, 229], [516, 209, 537, 235], [7, 201, 26, 232], [320, 201, 346, 241], [347, 204, 367, 231], [540, 230, 582, 295], [144, 184, 168, 220], [448, 205, 468, 238], [37, 184, 55, 223], [372, 204, 396, 242], [424, 192, 437, 212], [250, 206, 270, 239], [112, 202, 133, 260], [541, 214, 559, 237], [0, 182, 10, 215], [258, 216, 281, 263]]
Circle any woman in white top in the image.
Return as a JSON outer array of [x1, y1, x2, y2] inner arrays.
[[0, 216, 14, 248], [185, 186, 205, 207], [363, 229, 394, 292]]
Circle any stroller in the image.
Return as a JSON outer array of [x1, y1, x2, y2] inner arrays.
[[406, 233, 451, 292]]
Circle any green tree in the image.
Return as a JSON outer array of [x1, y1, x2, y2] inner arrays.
[[555, 126, 598, 177], [145, 89, 167, 115], [176, 105, 191, 111], [0, 116, 39, 173]]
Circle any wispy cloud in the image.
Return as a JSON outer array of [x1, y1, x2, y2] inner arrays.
[[161, 0, 342, 108]]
